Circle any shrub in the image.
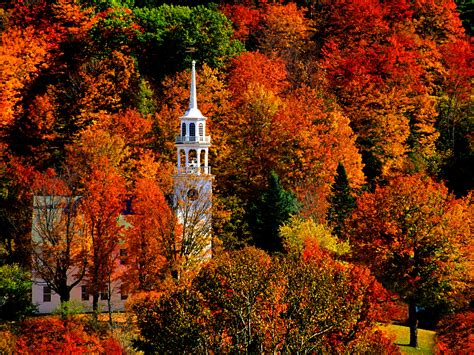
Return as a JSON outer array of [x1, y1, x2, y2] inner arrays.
[[15, 316, 123, 353], [52, 300, 84, 320], [0, 264, 36, 321], [129, 291, 206, 353]]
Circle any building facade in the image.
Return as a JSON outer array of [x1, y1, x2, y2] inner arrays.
[[31, 195, 127, 314]]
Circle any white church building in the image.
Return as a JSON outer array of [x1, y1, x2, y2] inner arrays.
[[32, 62, 212, 313]]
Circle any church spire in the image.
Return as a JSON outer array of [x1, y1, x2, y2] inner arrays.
[[182, 60, 205, 119], [190, 60, 198, 111]]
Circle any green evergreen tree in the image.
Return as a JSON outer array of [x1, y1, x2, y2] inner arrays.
[[455, 0, 474, 35], [249, 172, 299, 253], [327, 163, 356, 237]]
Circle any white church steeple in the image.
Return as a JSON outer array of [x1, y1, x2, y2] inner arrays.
[[173, 61, 213, 263], [175, 61, 211, 175]]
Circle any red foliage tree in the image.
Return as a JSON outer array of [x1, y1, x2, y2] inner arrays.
[[318, 0, 467, 181], [15, 316, 122, 353], [220, 3, 262, 43], [228, 52, 289, 97], [347, 174, 472, 347]]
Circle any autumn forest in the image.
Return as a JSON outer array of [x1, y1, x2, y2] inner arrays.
[[0, 0, 472, 353]]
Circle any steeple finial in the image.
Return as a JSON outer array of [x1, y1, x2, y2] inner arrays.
[[190, 60, 198, 110]]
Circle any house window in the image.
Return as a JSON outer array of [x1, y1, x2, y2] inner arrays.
[[120, 284, 128, 300], [120, 248, 127, 265], [81, 285, 89, 301], [199, 123, 204, 137], [100, 290, 109, 300], [181, 122, 186, 136], [189, 123, 196, 139], [43, 286, 51, 302], [122, 197, 134, 215]]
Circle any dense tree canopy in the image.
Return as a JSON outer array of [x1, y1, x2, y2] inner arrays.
[[0, 0, 471, 352], [131, 247, 398, 353]]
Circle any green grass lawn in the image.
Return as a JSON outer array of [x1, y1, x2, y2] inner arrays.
[[384, 324, 436, 354]]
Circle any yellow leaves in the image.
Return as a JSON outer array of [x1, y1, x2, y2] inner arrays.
[[241, 82, 283, 123], [132, 151, 173, 190], [280, 215, 350, 257], [66, 124, 129, 180], [407, 93, 440, 160], [258, 2, 313, 58]]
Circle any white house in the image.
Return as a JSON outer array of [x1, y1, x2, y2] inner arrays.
[[31, 195, 128, 314]]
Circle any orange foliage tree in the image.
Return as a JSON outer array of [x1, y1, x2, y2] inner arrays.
[[347, 174, 472, 347], [79, 160, 127, 312], [0, 26, 51, 134], [219, 52, 364, 221], [216, 52, 291, 198], [1, 0, 95, 167], [65, 125, 129, 180], [75, 50, 139, 120], [256, 1, 312, 73], [284, 86, 364, 220], [123, 177, 175, 291]]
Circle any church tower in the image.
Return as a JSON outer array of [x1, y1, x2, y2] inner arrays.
[[174, 61, 213, 260]]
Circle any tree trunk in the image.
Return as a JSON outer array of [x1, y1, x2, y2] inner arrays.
[[59, 291, 71, 303], [92, 293, 99, 314], [58, 276, 71, 304], [408, 302, 418, 348], [107, 276, 113, 326]]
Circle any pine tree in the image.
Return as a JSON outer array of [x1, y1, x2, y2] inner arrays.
[[327, 163, 355, 237], [249, 171, 299, 253]]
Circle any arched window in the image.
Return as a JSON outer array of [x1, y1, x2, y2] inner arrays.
[[199, 123, 204, 137], [181, 123, 186, 137], [189, 123, 196, 141]]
